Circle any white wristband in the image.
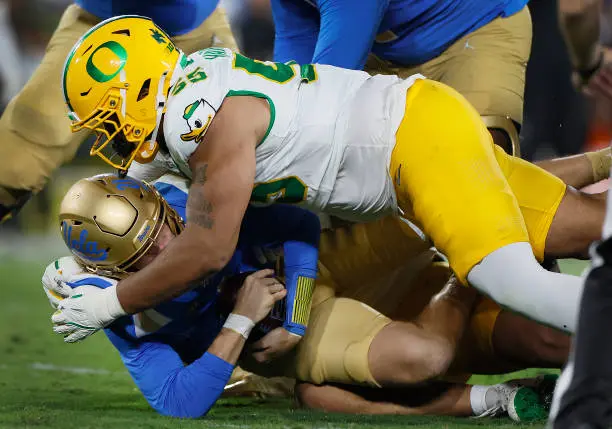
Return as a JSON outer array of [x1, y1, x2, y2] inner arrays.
[[223, 313, 255, 339]]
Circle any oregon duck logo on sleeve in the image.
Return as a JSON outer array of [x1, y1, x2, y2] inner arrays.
[[180, 99, 213, 144]]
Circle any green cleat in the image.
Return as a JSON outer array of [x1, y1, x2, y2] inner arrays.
[[508, 386, 548, 422], [508, 374, 559, 422]]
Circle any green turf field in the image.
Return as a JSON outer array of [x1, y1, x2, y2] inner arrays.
[[0, 257, 586, 429]]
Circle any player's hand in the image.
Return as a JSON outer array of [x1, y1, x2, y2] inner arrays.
[[577, 55, 612, 126], [51, 274, 127, 343], [584, 61, 612, 99], [41, 257, 87, 309], [250, 327, 302, 363], [232, 269, 286, 323]]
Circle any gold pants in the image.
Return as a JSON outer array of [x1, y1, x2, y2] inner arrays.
[[0, 4, 236, 204], [241, 218, 510, 387], [365, 7, 532, 124]]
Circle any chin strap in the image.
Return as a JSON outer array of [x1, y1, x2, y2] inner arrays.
[[136, 71, 169, 164]]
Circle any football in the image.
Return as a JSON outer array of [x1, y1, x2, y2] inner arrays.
[[217, 271, 286, 342]]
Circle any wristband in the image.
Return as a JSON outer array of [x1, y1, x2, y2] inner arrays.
[[223, 313, 255, 339], [586, 147, 612, 183]]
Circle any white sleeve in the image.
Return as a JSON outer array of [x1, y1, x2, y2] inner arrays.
[[128, 152, 183, 182]]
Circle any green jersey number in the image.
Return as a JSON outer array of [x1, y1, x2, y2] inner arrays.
[[171, 67, 207, 96], [233, 53, 317, 84], [251, 177, 308, 204]]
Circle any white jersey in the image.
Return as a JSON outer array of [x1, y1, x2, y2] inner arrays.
[[159, 48, 422, 221]]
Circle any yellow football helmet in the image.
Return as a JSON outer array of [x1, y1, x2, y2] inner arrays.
[[62, 15, 181, 172], [59, 174, 183, 278]]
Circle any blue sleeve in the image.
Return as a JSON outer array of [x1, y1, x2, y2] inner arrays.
[[241, 205, 320, 336], [312, 0, 390, 70], [271, 0, 320, 64], [154, 182, 188, 220], [105, 330, 234, 419], [281, 212, 320, 336]]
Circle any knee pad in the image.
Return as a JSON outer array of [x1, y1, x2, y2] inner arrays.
[[481, 115, 521, 158]]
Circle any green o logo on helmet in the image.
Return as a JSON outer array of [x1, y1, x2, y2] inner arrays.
[[86, 41, 127, 83]]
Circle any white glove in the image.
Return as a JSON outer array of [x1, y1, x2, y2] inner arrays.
[[42, 256, 87, 309], [51, 273, 127, 343]]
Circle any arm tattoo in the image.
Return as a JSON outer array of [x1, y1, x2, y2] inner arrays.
[[188, 164, 214, 229]]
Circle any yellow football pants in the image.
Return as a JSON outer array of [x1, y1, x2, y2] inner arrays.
[[390, 79, 566, 284]]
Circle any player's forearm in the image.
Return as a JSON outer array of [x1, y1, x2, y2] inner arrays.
[[117, 227, 232, 314], [208, 328, 248, 365], [282, 212, 320, 335], [559, 0, 602, 70], [141, 330, 246, 418], [109, 333, 236, 418], [535, 154, 597, 189], [313, 0, 388, 69], [535, 148, 611, 188]]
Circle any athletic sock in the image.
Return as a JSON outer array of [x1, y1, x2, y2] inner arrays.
[[470, 384, 504, 415]]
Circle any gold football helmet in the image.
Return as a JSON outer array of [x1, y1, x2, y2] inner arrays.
[[59, 174, 183, 278], [62, 15, 181, 172]]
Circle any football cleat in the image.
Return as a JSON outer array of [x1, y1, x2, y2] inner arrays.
[[508, 374, 558, 422]]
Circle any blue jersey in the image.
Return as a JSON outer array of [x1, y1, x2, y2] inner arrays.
[[100, 180, 320, 418], [271, 0, 528, 68], [74, 0, 218, 36]]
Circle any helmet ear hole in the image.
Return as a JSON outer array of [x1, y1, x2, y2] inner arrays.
[[137, 78, 151, 102]]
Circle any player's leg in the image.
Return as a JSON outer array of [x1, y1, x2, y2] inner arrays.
[[0, 4, 98, 222], [367, 274, 476, 386], [545, 188, 604, 258], [422, 7, 531, 146], [491, 310, 569, 369], [492, 144, 605, 260], [450, 297, 569, 375], [295, 381, 472, 416], [381, 7, 530, 155], [170, 7, 238, 54], [390, 78, 583, 333], [288, 289, 540, 418], [286, 278, 476, 389], [548, 199, 612, 428]]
